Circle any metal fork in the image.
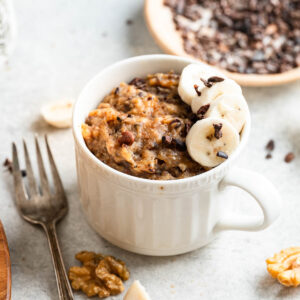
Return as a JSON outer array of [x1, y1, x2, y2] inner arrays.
[[12, 136, 74, 300]]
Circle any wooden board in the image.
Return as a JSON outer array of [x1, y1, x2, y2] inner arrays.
[[0, 221, 11, 300], [144, 0, 300, 86]]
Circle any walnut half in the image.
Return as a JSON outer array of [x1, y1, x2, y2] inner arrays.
[[68, 251, 130, 298], [266, 247, 300, 287]]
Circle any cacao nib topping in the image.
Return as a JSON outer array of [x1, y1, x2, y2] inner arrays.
[[213, 123, 223, 139], [200, 78, 212, 88], [118, 131, 135, 146], [194, 84, 201, 96], [216, 151, 228, 159], [284, 152, 295, 163], [207, 76, 224, 83], [197, 104, 210, 119]]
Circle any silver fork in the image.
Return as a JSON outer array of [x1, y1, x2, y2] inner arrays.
[[12, 136, 74, 300]]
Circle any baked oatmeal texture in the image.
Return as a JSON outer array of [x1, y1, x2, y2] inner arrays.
[[82, 72, 205, 180]]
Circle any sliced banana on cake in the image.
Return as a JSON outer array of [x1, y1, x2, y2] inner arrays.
[[41, 100, 73, 128], [178, 63, 225, 105], [186, 117, 239, 168], [203, 93, 248, 133], [191, 78, 242, 114]]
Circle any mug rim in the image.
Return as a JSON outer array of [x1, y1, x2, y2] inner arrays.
[[72, 54, 251, 187]]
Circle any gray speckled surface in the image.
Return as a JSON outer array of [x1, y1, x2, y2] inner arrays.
[[1, 0, 300, 299]]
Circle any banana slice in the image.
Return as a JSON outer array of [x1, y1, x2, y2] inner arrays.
[[178, 63, 225, 105], [205, 93, 248, 133], [41, 100, 73, 128], [124, 280, 151, 300], [186, 118, 239, 168], [191, 78, 242, 114]]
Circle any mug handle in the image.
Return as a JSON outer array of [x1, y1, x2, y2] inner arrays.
[[215, 167, 281, 231]]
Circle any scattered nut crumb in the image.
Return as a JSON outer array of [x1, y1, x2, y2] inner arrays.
[[68, 251, 129, 298], [265, 153, 272, 159], [284, 152, 295, 163], [266, 247, 300, 287]]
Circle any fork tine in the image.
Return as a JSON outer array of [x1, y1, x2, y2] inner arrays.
[[12, 143, 27, 207], [23, 139, 39, 196], [45, 135, 65, 197], [35, 135, 51, 196]]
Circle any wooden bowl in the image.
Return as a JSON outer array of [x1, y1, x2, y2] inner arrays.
[[144, 0, 300, 87], [0, 221, 11, 300]]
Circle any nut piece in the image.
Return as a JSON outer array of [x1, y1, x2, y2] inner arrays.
[[68, 251, 130, 298], [266, 247, 300, 287]]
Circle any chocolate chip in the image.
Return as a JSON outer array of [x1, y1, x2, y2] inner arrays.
[[266, 139, 275, 151], [207, 76, 224, 83], [213, 123, 223, 139], [284, 152, 295, 163], [118, 131, 135, 146], [216, 151, 228, 159], [197, 104, 210, 119], [194, 84, 201, 96]]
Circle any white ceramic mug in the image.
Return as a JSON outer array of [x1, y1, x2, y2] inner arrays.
[[73, 55, 281, 256]]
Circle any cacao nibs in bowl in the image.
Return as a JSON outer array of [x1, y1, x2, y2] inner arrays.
[[164, 0, 300, 74]]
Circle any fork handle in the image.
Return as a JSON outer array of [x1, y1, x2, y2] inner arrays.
[[43, 222, 74, 300]]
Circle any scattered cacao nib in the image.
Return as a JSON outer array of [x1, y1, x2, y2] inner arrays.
[[266, 140, 275, 151], [126, 19, 133, 25], [197, 104, 210, 119], [116, 116, 122, 122], [216, 151, 228, 159], [265, 153, 272, 159], [3, 158, 26, 176], [200, 78, 212, 88], [194, 84, 201, 96], [207, 76, 224, 83], [213, 123, 223, 139], [114, 87, 119, 95], [284, 152, 295, 163], [164, 0, 300, 74], [118, 131, 135, 146], [3, 158, 12, 173]]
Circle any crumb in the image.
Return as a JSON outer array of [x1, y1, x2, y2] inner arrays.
[[126, 19, 133, 25], [265, 153, 272, 159], [266, 140, 275, 151]]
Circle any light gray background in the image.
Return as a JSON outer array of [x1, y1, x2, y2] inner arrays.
[[1, 0, 300, 299]]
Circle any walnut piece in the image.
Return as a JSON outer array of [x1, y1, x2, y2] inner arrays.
[[266, 247, 300, 287], [68, 251, 130, 298]]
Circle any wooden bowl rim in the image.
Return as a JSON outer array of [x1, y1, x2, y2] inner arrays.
[[144, 0, 300, 87]]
